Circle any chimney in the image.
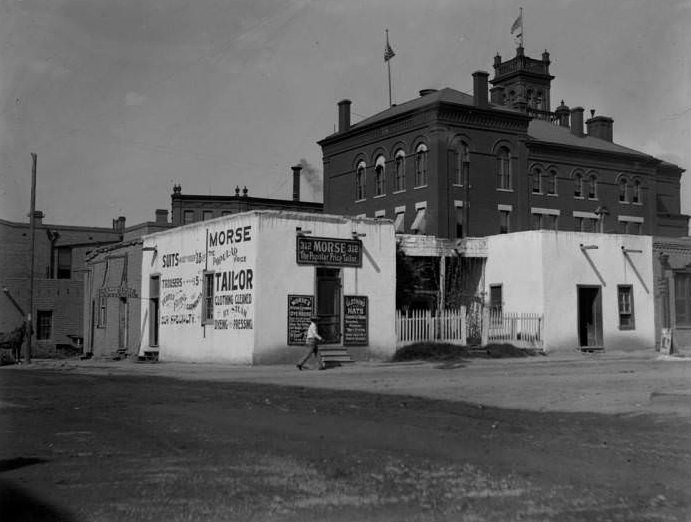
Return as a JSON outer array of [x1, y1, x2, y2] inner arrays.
[[291, 165, 302, 201], [490, 86, 505, 106], [586, 115, 614, 142], [472, 71, 489, 108], [570, 106, 584, 137], [155, 209, 168, 224], [555, 100, 570, 127], [112, 216, 126, 232], [338, 99, 351, 133], [419, 88, 438, 97]]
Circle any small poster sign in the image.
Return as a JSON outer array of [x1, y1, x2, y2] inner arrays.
[[287, 295, 314, 345], [660, 328, 673, 355], [343, 295, 368, 346]]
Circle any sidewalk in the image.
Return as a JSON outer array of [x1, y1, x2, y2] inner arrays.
[[7, 350, 690, 416]]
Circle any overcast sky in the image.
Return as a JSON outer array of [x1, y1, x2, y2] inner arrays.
[[1, 0, 689, 228]]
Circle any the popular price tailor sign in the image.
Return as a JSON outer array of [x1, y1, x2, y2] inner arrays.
[[296, 236, 363, 268]]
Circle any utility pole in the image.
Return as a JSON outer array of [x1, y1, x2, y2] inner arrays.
[[26, 152, 37, 364]]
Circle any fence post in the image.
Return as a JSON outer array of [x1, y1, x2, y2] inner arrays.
[[481, 307, 489, 345], [461, 305, 467, 346]]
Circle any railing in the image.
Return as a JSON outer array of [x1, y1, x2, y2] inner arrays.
[[526, 107, 558, 123], [396, 308, 467, 347], [486, 310, 544, 348]]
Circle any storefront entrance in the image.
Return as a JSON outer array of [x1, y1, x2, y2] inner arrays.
[[316, 267, 341, 343], [577, 285, 603, 349]]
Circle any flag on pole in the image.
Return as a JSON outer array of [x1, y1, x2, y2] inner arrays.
[[384, 36, 395, 62], [511, 10, 523, 46]]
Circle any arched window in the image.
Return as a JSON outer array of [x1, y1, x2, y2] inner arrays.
[[355, 161, 366, 200], [414, 144, 428, 187], [546, 169, 557, 195], [496, 147, 512, 190], [588, 174, 598, 199], [454, 142, 469, 186], [619, 177, 628, 203], [374, 155, 386, 196], [574, 173, 583, 198], [632, 179, 641, 204], [531, 167, 543, 194], [394, 150, 406, 192]]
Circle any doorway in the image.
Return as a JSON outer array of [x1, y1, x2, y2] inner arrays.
[[118, 297, 128, 350], [149, 276, 160, 347], [577, 285, 603, 349], [316, 267, 341, 343]]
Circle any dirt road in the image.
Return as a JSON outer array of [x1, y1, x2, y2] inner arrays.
[[1, 354, 690, 521]]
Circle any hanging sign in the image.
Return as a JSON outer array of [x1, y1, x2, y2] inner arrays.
[[287, 294, 314, 345], [343, 295, 368, 346], [296, 236, 362, 267]]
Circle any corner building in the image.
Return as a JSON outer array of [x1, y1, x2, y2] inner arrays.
[[319, 46, 688, 239]]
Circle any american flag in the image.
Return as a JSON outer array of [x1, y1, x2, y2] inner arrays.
[[511, 13, 523, 38]]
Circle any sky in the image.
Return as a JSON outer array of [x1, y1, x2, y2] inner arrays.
[[0, 0, 690, 228]]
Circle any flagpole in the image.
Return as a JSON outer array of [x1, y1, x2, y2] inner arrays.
[[386, 29, 393, 107], [520, 7, 524, 48]]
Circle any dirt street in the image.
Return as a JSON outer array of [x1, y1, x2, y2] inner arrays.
[[0, 353, 690, 521]]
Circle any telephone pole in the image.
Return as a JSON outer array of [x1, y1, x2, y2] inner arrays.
[[26, 152, 37, 364]]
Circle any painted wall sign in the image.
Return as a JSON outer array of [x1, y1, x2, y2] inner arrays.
[[296, 236, 362, 267], [287, 294, 314, 345], [343, 295, 368, 346], [98, 286, 138, 298]]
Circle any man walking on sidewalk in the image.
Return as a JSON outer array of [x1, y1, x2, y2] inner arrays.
[[296, 315, 324, 370]]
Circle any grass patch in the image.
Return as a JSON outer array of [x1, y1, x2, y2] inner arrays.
[[392, 342, 543, 362]]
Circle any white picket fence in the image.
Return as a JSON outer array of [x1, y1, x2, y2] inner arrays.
[[395, 308, 467, 347], [395, 308, 544, 348], [486, 310, 544, 348]]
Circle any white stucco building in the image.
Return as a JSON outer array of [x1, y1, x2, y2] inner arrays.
[[484, 231, 655, 352], [138, 211, 396, 364]]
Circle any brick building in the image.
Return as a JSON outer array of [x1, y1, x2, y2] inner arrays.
[[82, 210, 173, 359], [0, 212, 124, 356], [318, 46, 688, 239], [171, 165, 322, 226]]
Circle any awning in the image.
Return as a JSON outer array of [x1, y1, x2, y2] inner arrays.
[[394, 212, 405, 233], [410, 208, 427, 234]]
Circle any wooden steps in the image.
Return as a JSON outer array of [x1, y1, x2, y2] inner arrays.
[[318, 346, 354, 369]]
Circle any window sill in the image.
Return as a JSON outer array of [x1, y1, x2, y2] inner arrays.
[[354, 198, 366, 203], [452, 183, 464, 188], [414, 185, 428, 190], [546, 193, 558, 197], [618, 326, 635, 331], [373, 194, 386, 199], [392, 189, 406, 194], [574, 196, 584, 200], [619, 200, 630, 205], [496, 188, 514, 193]]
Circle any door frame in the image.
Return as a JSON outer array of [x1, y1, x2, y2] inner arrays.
[[576, 284, 603, 349], [315, 267, 342, 344]]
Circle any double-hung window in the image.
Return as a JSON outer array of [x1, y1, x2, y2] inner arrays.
[[618, 285, 635, 330], [414, 144, 428, 187]]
